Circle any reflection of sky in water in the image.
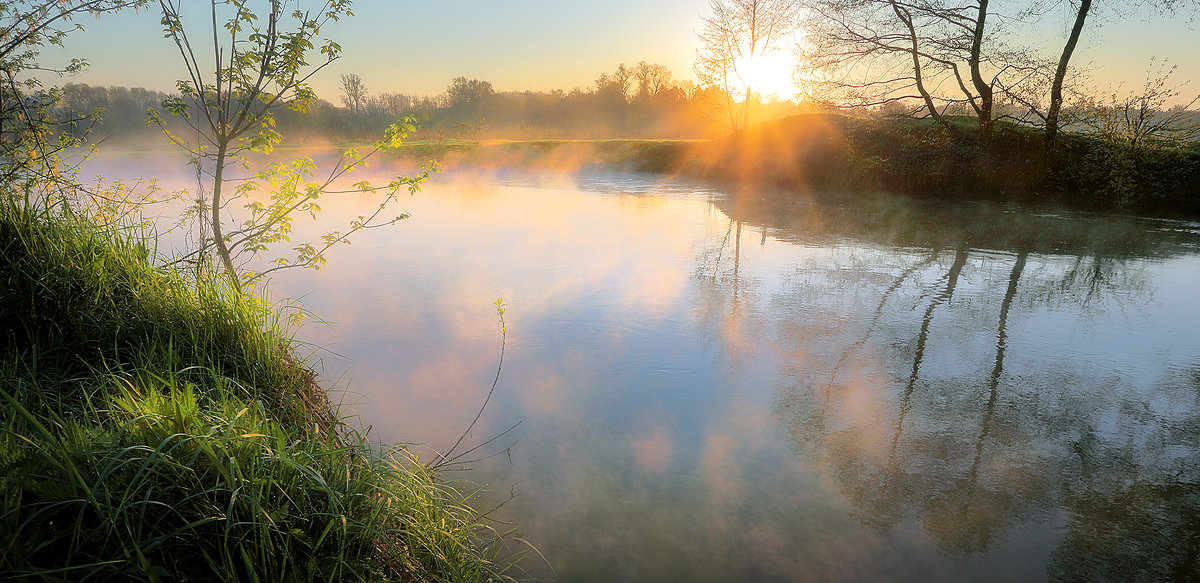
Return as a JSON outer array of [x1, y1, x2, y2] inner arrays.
[[89, 156, 1200, 582]]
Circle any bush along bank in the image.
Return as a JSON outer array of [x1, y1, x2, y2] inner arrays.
[[673, 114, 1200, 218], [0, 201, 514, 582]]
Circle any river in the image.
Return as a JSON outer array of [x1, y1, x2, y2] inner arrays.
[[105, 157, 1200, 582]]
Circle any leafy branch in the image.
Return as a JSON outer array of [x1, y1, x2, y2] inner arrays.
[[150, 0, 430, 292]]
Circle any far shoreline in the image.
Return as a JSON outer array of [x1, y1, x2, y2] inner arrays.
[[83, 113, 1200, 221]]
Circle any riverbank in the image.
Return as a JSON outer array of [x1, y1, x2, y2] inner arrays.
[[677, 114, 1200, 217], [371, 115, 1200, 218], [0, 201, 512, 581]]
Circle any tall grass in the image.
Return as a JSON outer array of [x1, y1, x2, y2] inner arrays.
[[0, 200, 516, 581]]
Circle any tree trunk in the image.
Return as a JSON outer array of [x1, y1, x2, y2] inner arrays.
[[890, 1, 956, 134], [1046, 0, 1092, 148], [744, 87, 751, 130], [210, 141, 242, 294], [969, 0, 994, 136], [965, 249, 1026, 513]]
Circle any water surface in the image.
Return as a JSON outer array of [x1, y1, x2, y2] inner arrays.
[[121, 160, 1200, 581]]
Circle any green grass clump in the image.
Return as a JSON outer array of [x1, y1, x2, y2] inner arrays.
[[0, 201, 514, 581]]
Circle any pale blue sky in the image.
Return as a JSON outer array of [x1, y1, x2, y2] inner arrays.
[[41, 0, 1200, 103]]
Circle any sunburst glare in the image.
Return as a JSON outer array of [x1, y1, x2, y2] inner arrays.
[[734, 51, 798, 102]]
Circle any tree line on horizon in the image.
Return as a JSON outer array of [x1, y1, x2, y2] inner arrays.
[[49, 62, 815, 145], [48, 70, 1200, 150], [11, 0, 1200, 155]]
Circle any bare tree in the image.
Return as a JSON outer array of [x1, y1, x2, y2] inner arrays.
[[367, 91, 411, 116], [887, 0, 957, 134], [633, 61, 674, 99], [446, 76, 495, 113], [1045, 0, 1092, 146], [1042, 0, 1197, 147], [694, 0, 801, 130], [800, 0, 1035, 136], [594, 63, 633, 100], [802, 0, 1198, 143], [1079, 59, 1200, 148], [340, 72, 367, 116]]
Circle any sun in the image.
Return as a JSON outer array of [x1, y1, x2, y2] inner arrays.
[[734, 51, 798, 102]]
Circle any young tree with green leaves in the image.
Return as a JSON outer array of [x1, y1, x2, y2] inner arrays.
[[152, 0, 430, 293], [0, 1, 148, 202]]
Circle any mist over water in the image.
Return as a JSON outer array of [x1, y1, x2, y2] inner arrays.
[[87, 150, 1200, 582]]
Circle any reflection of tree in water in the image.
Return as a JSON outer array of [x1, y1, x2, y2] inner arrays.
[[807, 245, 1048, 551], [928, 250, 1027, 554], [800, 244, 1197, 566], [693, 216, 767, 365], [1049, 480, 1200, 582], [1043, 368, 1200, 582], [699, 189, 1200, 576]]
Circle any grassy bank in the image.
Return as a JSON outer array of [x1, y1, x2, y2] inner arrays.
[[673, 114, 1200, 217], [0, 201, 513, 581]]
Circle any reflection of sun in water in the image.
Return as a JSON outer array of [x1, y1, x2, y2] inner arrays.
[[734, 51, 797, 101]]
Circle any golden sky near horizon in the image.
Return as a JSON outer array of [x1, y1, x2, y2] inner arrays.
[[38, 0, 1200, 105]]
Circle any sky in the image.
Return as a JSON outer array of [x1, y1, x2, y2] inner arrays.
[[39, 0, 1200, 103]]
